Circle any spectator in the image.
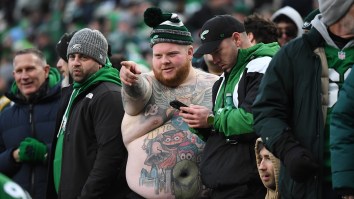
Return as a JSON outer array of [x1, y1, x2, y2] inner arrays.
[[179, 15, 279, 198], [196, 14, 278, 79], [253, 0, 354, 198], [244, 14, 278, 44], [197, 54, 223, 76], [46, 28, 131, 198], [55, 31, 77, 88], [255, 138, 280, 199], [0, 65, 13, 112], [330, 70, 354, 198], [120, 7, 219, 199], [0, 48, 61, 199], [0, 173, 32, 199], [110, 53, 126, 71], [271, 6, 304, 46]]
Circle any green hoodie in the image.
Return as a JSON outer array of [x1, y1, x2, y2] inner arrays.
[[213, 42, 279, 136]]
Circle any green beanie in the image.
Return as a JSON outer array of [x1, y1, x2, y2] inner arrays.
[[144, 7, 193, 47]]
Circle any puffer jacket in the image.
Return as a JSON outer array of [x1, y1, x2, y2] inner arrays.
[[0, 68, 61, 199]]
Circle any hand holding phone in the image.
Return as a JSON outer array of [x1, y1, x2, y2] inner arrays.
[[170, 100, 188, 110]]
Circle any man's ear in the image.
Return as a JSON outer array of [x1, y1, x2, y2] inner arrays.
[[44, 65, 50, 78], [247, 32, 256, 44], [187, 45, 194, 61], [231, 32, 241, 47]]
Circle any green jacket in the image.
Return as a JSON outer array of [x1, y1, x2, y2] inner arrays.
[[198, 42, 279, 191], [213, 42, 279, 136], [330, 69, 354, 195]]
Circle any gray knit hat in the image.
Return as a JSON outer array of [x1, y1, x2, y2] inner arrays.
[[67, 28, 108, 65], [319, 0, 354, 26], [144, 7, 193, 47]]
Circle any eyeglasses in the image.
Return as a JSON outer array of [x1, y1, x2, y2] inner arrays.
[[277, 28, 297, 38]]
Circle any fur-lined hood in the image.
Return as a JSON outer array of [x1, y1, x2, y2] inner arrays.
[[255, 138, 281, 199]]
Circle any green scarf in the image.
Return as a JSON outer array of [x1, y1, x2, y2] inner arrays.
[[53, 59, 121, 193]]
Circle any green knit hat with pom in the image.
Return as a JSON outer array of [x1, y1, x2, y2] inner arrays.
[[144, 7, 193, 47]]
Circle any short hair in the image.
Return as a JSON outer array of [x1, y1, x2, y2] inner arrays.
[[14, 48, 47, 65], [244, 14, 278, 44]]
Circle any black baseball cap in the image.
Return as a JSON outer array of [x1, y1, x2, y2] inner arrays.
[[194, 15, 245, 58]]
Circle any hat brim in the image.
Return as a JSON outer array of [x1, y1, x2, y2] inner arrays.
[[193, 40, 222, 58]]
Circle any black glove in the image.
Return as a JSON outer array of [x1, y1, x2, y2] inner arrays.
[[273, 131, 319, 183], [284, 146, 319, 183]]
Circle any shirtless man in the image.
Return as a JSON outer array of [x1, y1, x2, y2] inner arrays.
[[120, 7, 218, 199]]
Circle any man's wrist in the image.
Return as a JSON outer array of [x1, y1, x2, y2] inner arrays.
[[207, 113, 214, 126]]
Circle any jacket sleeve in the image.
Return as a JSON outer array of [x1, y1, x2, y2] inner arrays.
[[252, 48, 294, 154], [79, 89, 127, 198], [0, 146, 20, 177], [330, 69, 354, 195]]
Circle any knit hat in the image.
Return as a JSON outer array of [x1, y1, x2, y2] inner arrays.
[[56, 31, 77, 62], [319, 0, 354, 26], [302, 9, 320, 30], [194, 15, 245, 58], [67, 28, 108, 65], [144, 7, 193, 47]]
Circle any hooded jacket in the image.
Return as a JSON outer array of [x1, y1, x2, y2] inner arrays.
[[255, 138, 281, 199], [271, 6, 304, 37], [198, 42, 280, 197], [0, 67, 61, 199]]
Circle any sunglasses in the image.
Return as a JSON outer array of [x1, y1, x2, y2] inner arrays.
[[277, 28, 297, 38]]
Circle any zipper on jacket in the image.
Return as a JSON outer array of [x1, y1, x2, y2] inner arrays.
[[29, 104, 35, 197]]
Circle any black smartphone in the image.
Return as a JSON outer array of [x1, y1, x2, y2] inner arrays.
[[170, 100, 188, 110]]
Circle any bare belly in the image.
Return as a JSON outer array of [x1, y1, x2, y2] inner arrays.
[[125, 123, 206, 199]]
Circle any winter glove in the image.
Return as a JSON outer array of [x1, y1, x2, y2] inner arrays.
[[283, 145, 319, 183], [19, 137, 47, 163], [273, 131, 319, 183]]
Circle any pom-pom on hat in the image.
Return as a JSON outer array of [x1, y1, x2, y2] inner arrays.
[[144, 7, 193, 47], [67, 28, 108, 65], [319, 0, 354, 26]]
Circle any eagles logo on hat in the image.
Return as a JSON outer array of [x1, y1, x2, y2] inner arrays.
[[194, 15, 245, 58], [144, 7, 193, 47]]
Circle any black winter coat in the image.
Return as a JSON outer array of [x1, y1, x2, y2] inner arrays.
[[46, 82, 131, 199]]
